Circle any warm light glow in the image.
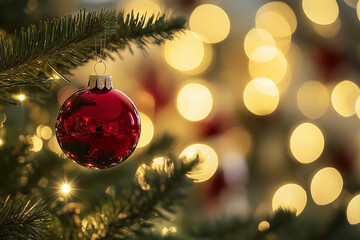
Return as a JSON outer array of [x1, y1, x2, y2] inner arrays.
[[162, 226, 177, 236], [164, 30, 204, 72], [151, 156, 174, 174], [259, 2, 297, 32], [310, 167, 343, 205], [297, 81, 329, 119], [124, 0, 161, 21], [347, 194, 360, 224], [356, 96, 360, 119], [357, 0, 360, 21], [290, 123, 324, 164], [331, 80, 360, 117], [185, 43, 213, 75], [249, 49, 288, 84], [48, 136, 63, 154], [180, 144, 218, 182], [18, 94, 26, 101], [177, 83, 213, 121], [0, 139, 3, 146], [137, 112, 154, 148], [243, 78, 279, 116], [244, 28, 276, 62], [41, 126, 53, 140], [135, 163, 150, 190], [312, 18, 341, 38], [220, 127, 252, 156], [61, 184, 71, 194], [189, 4, 230, 43], [256, 10, 292, 38], [302, 0, 339, 25], [258, 221, 270, 231], [272, 183, 307, 216], [31, 135, 43, 152]]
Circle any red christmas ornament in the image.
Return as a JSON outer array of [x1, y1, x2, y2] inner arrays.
[[55, 75, 141, 169]]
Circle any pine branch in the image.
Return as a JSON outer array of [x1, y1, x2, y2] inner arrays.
[[0, 9, 186, 104], [0, 194, 51, 240], [178, 208, 296, 240], [80, 156, 198, 240]]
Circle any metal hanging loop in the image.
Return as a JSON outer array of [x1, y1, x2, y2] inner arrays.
[[94, 60, 107, 75]]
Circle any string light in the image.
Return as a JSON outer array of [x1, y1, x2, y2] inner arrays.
[[137, 112, 154, 148], [243, 78, 279, 116], [297, 81, 329, 119], [61, 184, 71, 194], [290, 123, 324, 164], [180, 144, 218, 183], [244, 28, 276, 62], [18, 94, 26, 101], [272, 183, 307, 216], [177, 82, 213, 122], [347, 194, 360, 224], [331, 80, 360, 117], [189, 4, 230, 43], [302, 0, 339, 25], [310, 167, 343, 205], [258, 221, 270, 231], [0, 139, 3, 146]]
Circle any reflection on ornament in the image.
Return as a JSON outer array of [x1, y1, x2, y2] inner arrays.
[[56, 75, 141, 169]]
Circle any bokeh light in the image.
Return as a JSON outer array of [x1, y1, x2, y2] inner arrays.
[[312, 18, 341, 38], [151, 156, 174, 174], [256, 2, 297, 35], [310, 167, 343, 205], [136, 163, 151, 190], [41, 126, 52, 140], [297, 81, 329, 119], [243, 78, 279, 116], [290, 123, 324, 164], [124, 0, 161, 21], [180, 144, 218, 182], [189, 4, 230, 44], [31, 135, 43, 152], [137, 112, 154, 148], [0, 139, 3, 146], [185, 43, 213, 75], [164, 30, 204, 72], [177, 83, 213, 121], [272, 183, 307, 216], [347, 194, 360, 224], [302, 0, 339, 25], [331, 80, 360, 117], [244, 28, 276, 62], [258, 221, 270, 231], [256, 10, 291, 38], [248, 49, 288, 84]]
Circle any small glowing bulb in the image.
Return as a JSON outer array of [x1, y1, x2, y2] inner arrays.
[[0, 139, 3, 146], [61, 184, 71, 194], [18, 94, 26, 101]]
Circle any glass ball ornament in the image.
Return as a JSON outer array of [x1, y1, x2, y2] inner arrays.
[[55, 75, 141, 169]]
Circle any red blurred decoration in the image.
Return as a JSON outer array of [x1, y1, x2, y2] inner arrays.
[[312, 43, 346, 82], [331, 144, 355, 174], [199, 114, 233, 138], [56, 77, 140, 169], [138, 63, 174, 110]]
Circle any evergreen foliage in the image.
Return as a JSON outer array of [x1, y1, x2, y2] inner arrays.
[[0, 9, 185, 104], [0, 194, 51, 240]]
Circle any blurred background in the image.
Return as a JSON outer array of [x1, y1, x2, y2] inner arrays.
[[2, 0, 360, 236]]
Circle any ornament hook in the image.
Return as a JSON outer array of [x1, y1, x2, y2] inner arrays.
[[94, 34, 107, 75]]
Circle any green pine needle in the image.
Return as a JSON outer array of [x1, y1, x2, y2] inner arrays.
[[0, 194, 51, 240], [0, 9, 186, 104]]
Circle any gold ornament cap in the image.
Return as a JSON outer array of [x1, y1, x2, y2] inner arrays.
[[88, 75, 113, 90]]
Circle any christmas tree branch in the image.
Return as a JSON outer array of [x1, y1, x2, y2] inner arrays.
[[0, 9, 186, 104], [0, 194, 51, 240], [80, 156, 198, 240]]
